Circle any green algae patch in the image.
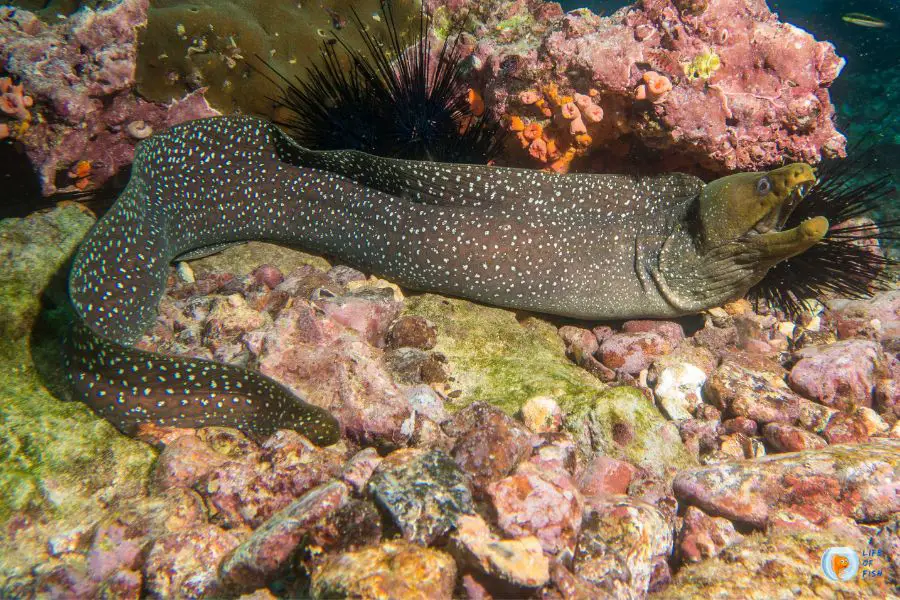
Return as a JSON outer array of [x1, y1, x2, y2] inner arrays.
[[567, 386, 697, 479], [186, 240, 332, 277], [402, 295, 694, 474], [0, 205, 156, 524], [402, 294, 610, 416], [0, 205, 94, 343]]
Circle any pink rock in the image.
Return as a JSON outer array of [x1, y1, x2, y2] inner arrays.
[[143, 525, 242, 598], [487, 462, 584, 557], [317, 294, 402, 348], [250, 264, 284, 289], [677, 419, 722, 460], [451, 514, 550, 589], [86, 521, 144, 583], [559, 325, 614, 381], [599, 332, 673, 375], [733, 311, 785, 354], [826, 290, 900, 343], [152, 431, 230, 490], [788, 340, 886, 409], [822, 412, 870, 445], [674, 440, 900, 528], [549, 562, 605, 598], [325, 265, 367, 286], [529, 431, 577, 473], [461, 574, 492, 600], [444, 402, 534, 494], [272, 265, 332, 298], [577, 455, 638, 497], [203, 431, 344, 528], [259, 303, 412, 445], [218, 481, 351, 593], [722, 416, 758, 436], [704, 352, 829, 429], [676, 506, 745, 564], [340, 447, 383, 494], [85, 487, 210, 585], [763, 422, 827, 452], [622, 320, 685, 346], [875, 374, 899, 422]]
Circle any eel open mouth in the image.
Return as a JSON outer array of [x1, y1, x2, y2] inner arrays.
[[751, 179, 815, 235]]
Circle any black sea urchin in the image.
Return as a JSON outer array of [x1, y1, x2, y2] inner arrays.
[[748, 151, 899, 318], [261, 2, 501, 164]]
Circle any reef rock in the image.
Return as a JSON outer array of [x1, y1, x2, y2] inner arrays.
[[0, 0, 219, 195], [432, 0, 845, 175]]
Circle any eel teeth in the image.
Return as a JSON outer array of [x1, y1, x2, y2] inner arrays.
[[752, 182, 812, 235]]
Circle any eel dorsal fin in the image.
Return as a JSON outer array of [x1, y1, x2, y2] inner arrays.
[[272, 125, 705, 217]]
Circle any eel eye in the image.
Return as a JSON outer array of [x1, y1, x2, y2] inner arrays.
[[756, 177, 772, 196]]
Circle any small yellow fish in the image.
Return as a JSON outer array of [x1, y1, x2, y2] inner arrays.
[[842, 12, 888, 28]]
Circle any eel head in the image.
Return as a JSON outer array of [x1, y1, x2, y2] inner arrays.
[[698, 163, 825, 262], [654, 163, 826, 314]]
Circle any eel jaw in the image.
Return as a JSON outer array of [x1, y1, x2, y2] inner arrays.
[[747, 179, 815, 237], [750, 215, 829, 263]]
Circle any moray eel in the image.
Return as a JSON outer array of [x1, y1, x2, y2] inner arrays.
[[67, 115, 823, 443]]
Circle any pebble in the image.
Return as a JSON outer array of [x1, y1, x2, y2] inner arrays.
[[487, 461, 584, 557], [218, 481, 350, 593], [652, 362, 707, 420], [520, 395, 563, 433], [599, 331, 673, 375], [339, 447, 382, 494], [387, 315, 438, 350], [574, 496, 673, 598], [444, 402, 534, 494], [143, 525, 242, 598], [762, 422, 827, 452], [203, 430, 344, 528], [367, 448, 475, 545], [451, 514, 550, 589], [704, 352, 829, 431], [311, 540, 457, 599], [676, 506, 744, 563], [577, 455, 637, 498], [788, 340, 885, 409]]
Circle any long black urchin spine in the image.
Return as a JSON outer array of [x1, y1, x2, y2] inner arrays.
[[256, 1, 501, 164], [748, 150, 898, 318]]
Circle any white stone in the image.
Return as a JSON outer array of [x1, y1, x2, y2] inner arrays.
[[652, 363, 707, 421]]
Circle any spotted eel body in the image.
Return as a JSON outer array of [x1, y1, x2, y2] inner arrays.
[[68, 116, 821, 443]]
